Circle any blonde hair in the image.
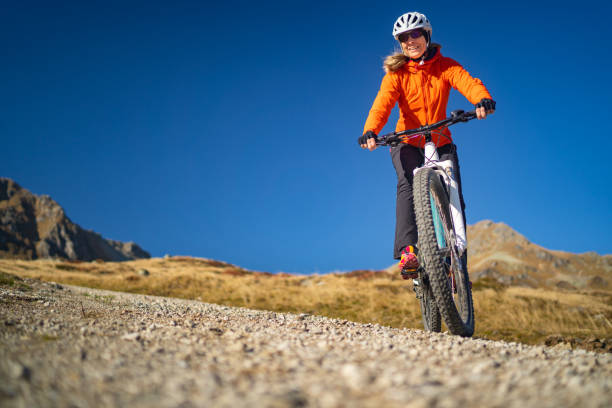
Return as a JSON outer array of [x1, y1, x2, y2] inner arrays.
[[383, 52, 408, 73]]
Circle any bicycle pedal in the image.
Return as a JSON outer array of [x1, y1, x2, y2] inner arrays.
[[401, 270, 418, 280], [402, 265, 425, 280]]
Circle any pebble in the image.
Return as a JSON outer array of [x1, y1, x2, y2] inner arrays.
[[121, 332, 141, 341]]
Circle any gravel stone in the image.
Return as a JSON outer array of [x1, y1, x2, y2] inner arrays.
[[0, 278, 611, 408]]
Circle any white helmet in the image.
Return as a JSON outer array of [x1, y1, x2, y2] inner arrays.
[[392, 12, 432, 40]]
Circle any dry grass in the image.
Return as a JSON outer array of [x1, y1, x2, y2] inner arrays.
[[1, 258, 610, 347], [473, 286, 612, 344]]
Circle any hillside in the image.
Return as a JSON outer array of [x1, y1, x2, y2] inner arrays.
[[0, 178, 149, 261], [1, 256, 610, 349], [3, 177, 609, 291], [467, 220, 611, 290], [379, 220, 612, 291]]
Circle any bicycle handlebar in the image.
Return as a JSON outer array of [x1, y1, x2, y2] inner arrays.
[[376, 109, 478, 147]]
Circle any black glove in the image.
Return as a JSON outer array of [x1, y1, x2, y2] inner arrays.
[[475, 98, 496, 112], [358, 130, 378, 146]]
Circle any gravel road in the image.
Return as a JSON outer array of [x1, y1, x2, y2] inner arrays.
[[1, 277, 611, 408]]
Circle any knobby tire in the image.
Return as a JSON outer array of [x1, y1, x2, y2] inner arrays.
[[413, 168, 475, 337]]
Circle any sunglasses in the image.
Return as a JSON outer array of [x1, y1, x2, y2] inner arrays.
[[398, 30, 424, 42]]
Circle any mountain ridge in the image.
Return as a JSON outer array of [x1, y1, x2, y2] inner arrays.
[[0, 177, 149, 262], [468, 220, 611, 289]]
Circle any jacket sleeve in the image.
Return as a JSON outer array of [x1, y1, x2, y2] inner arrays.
[[363, 72, 401, 135], [441, 57, 492, 105]]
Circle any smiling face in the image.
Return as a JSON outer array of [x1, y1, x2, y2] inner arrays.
[[398, 29, 427, 59]]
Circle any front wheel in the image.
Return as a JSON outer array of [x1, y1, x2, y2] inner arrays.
[[413, 168, 474, 337]]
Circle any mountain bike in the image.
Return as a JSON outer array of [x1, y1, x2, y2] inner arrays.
[[376, 109, 477, 337]]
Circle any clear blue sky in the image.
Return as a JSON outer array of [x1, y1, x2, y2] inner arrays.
[[2, 1, 611, 273]]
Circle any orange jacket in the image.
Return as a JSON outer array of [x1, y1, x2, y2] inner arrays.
[[363, 47, 492, 147]]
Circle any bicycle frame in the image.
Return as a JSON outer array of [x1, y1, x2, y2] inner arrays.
[[416, 141, 466, 254]]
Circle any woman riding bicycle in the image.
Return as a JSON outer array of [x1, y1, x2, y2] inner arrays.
[[358, 11, 495, 279]]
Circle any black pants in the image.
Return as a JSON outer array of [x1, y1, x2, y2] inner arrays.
[[390, 143, 466, 259]]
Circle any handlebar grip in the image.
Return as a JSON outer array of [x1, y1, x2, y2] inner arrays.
[[463, 110, 477, 120], [454, 110, 476, 122]]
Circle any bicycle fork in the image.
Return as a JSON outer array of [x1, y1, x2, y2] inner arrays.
[[415, 141, 467, 256]]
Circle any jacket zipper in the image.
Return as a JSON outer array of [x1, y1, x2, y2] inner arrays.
[[419, 66, 430, 125]]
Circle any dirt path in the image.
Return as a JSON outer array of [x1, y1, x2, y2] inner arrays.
[[1, 277, 611, 408]]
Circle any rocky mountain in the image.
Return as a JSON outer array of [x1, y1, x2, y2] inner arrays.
[[467, 220, 611, 290], [0, 178, 150, 261]]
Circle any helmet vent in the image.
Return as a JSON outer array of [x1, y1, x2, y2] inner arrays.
[[392, 11, 433, 39]]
